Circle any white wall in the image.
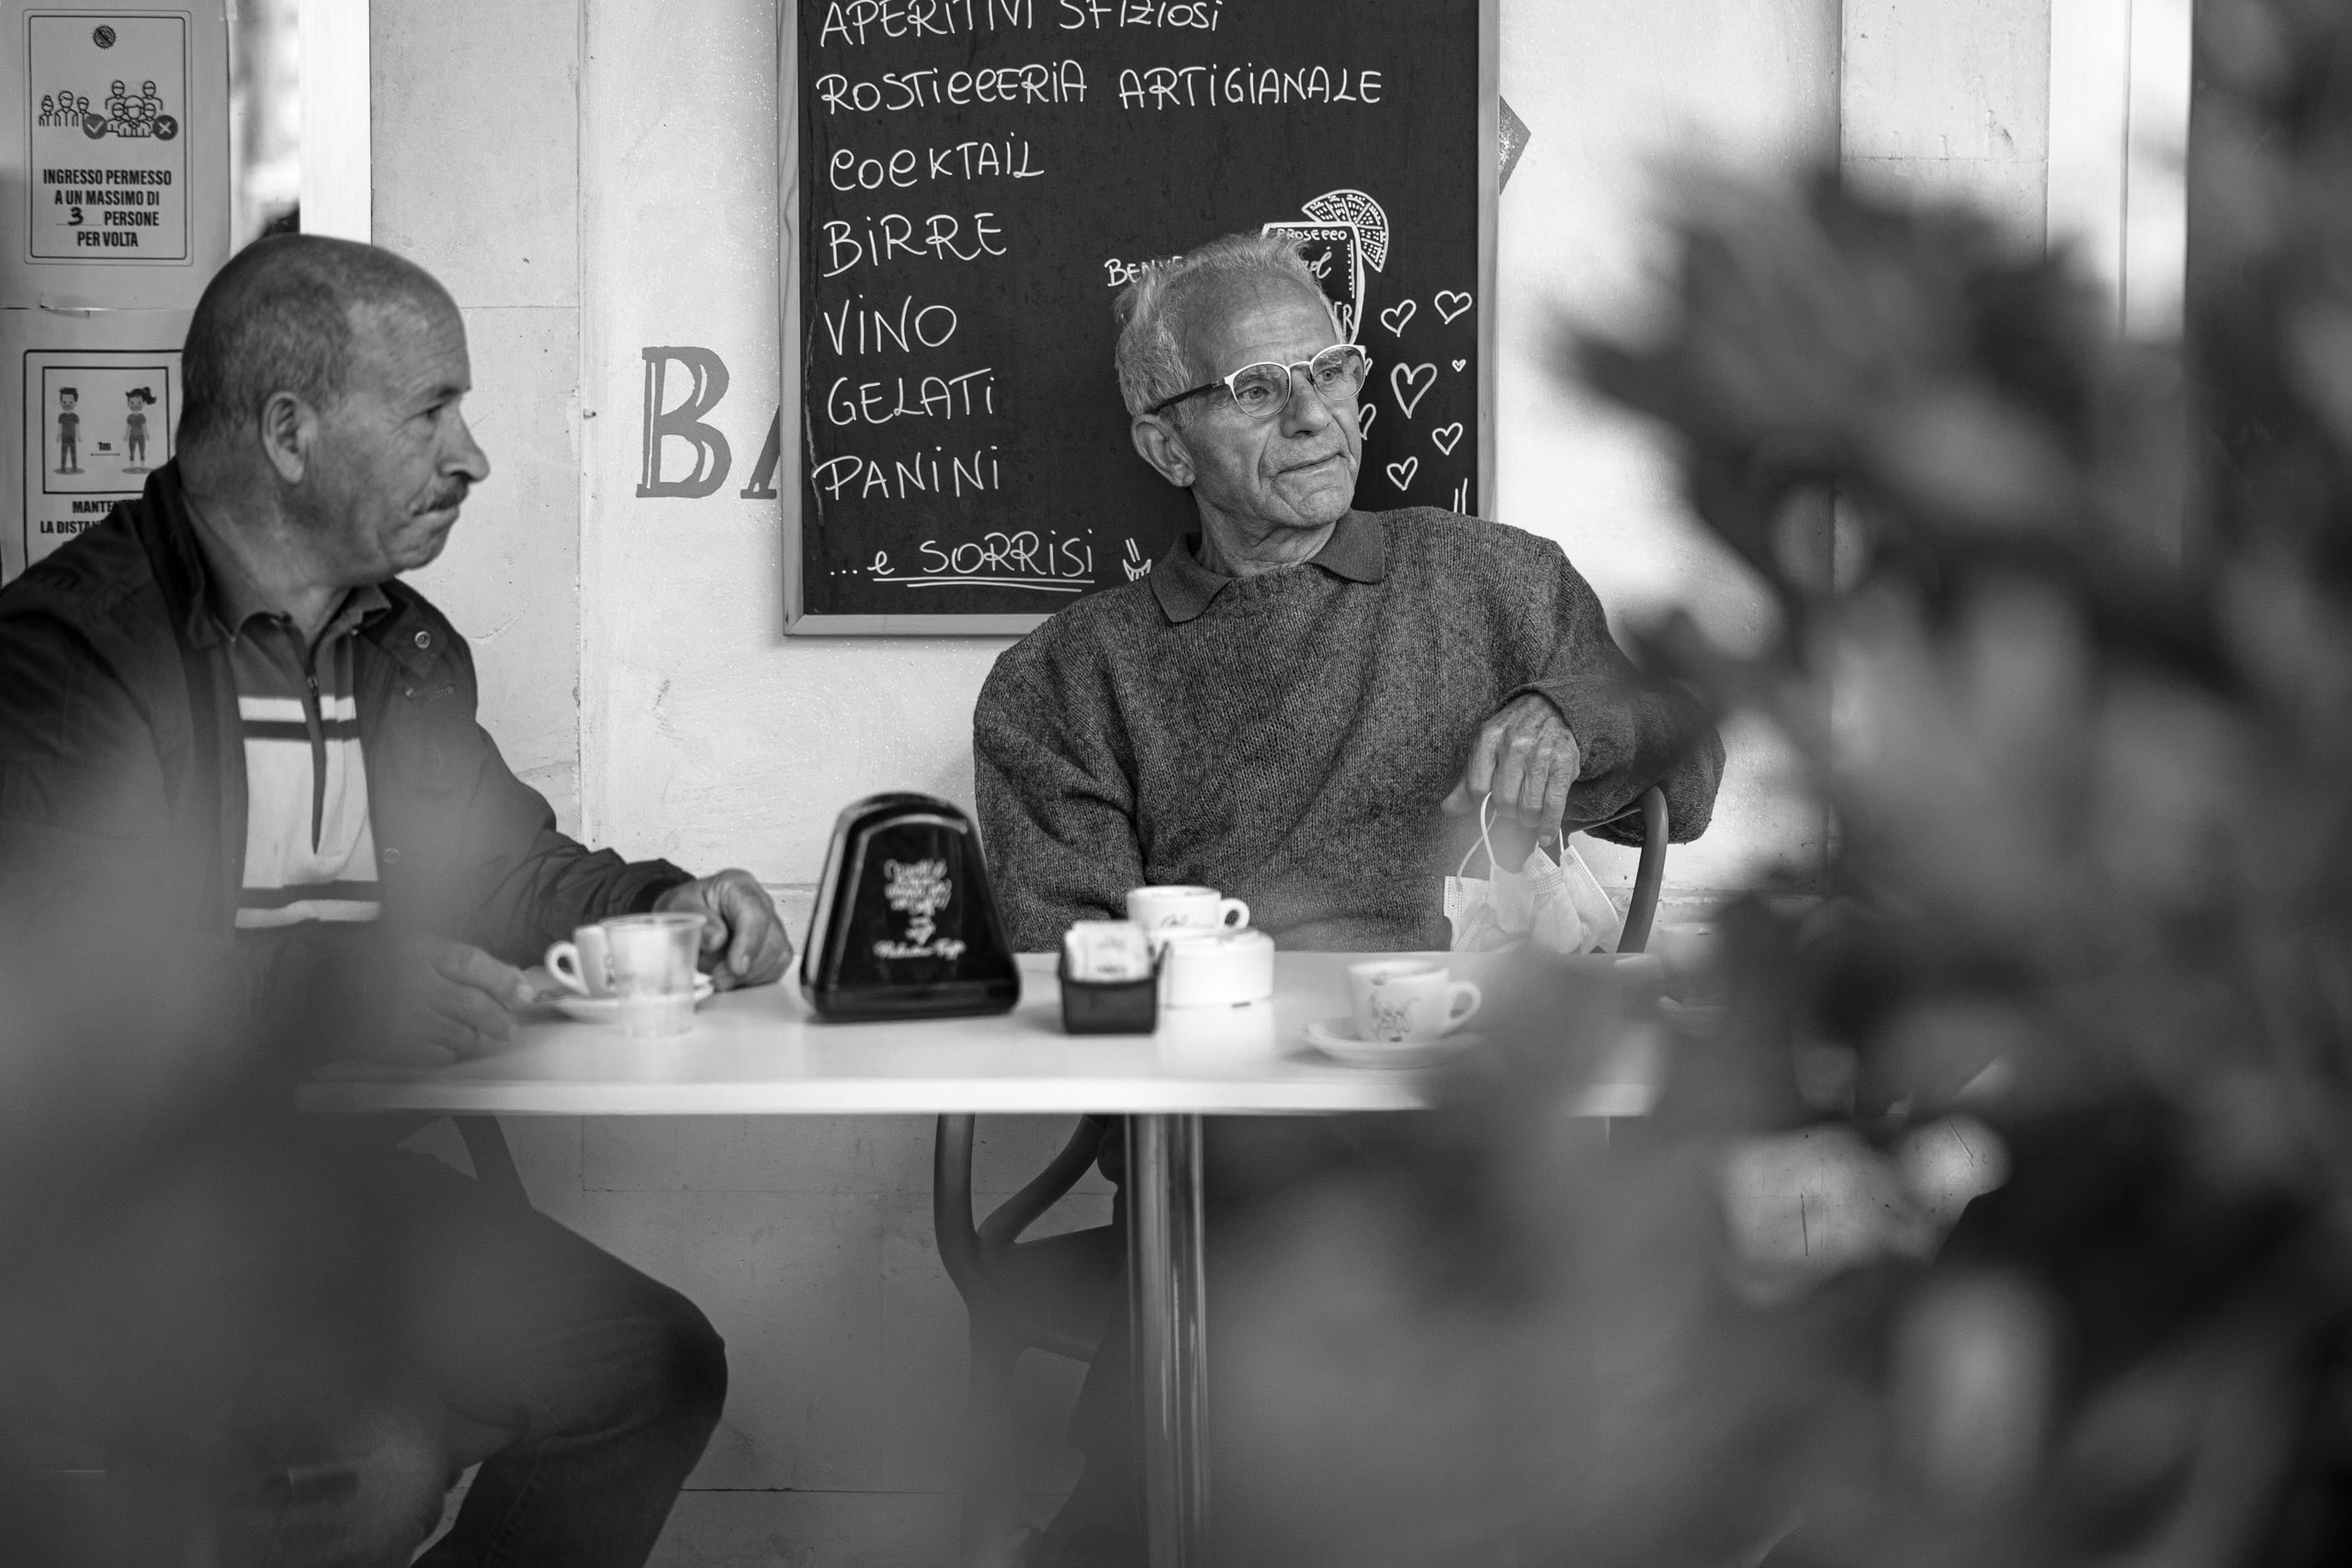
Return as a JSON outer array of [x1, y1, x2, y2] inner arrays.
[[1493, 0, 1838, 896], [1844, 0, 2052, 237], [385, 0, 587, 829]]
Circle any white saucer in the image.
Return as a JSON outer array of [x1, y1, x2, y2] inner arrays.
[[547, 973, 717, 1023], [1302, 1015, 1485, 1068]]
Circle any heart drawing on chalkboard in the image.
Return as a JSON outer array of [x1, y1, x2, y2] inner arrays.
[[1451, 359, 1466, 372], [1386, 457, 1419, 491], [1434, 290, 1474, 323], [1432, 423, 1464, 455], [1379, 299, 1417, 337], [1391, 363, 1438, 418], [1356, 402, 1378, 434]]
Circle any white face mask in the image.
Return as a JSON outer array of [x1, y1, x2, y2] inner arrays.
[[1443, 795, 1622, 955]]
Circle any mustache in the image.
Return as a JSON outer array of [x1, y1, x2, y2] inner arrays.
[[413, 480, 470, 514]]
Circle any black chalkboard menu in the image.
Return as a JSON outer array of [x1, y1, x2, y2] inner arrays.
[[779, 0, 1497, 633]]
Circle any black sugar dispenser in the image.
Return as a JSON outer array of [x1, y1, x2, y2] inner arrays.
[[800, 793, 1021, 1021]]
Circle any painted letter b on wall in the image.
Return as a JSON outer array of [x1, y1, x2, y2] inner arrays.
[[637, 347, 731, 497]]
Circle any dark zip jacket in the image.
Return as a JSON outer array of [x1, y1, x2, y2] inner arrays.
[[0, 462, 688, 1051]]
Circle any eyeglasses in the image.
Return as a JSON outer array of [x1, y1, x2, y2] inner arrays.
[[1147, 344, 1373, 421]]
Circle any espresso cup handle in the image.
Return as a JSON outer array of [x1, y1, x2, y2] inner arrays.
[[1443, 980, 1483, 1033], [1218, 897, 1250, 930], [546, 941, 592, 996]]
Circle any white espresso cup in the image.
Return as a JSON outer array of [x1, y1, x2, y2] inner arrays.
[[602, 911, 707, 1037], [1346, 960, 1482, 1044], [545, 923, 614, 998], [1125, 885, 1250, 937]]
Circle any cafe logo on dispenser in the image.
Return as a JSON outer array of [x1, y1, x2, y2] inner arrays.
[[876, 857, 965, 960]]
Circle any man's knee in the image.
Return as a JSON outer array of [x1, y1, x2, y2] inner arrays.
[[645, 1285, 729, 1438]]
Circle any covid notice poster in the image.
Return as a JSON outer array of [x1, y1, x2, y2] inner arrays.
[[0, 304, 183, 584], [25, 13, 187, 260], [1, 2, 226, 306]]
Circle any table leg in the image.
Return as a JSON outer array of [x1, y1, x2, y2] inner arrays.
[[1127, 1113, 1208, 1568]]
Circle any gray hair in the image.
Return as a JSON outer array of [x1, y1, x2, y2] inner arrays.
[[1113, 231, 1329, 416]]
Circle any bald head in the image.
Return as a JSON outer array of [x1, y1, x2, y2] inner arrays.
[[179, 233, 454, 453]]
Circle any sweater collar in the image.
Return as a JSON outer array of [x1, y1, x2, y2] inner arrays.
[[1149, 510, 1386, 625]]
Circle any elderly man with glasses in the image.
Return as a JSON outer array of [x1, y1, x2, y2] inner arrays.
[[975, 230, 1724, 951], [970, 230, 1727, 1564]]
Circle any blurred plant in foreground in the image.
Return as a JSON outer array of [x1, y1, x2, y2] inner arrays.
[[1211, 4, 2352, 1564]]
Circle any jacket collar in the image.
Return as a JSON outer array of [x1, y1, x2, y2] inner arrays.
[[119, 462, 228, 650], [1148, 509, 1387, 625]]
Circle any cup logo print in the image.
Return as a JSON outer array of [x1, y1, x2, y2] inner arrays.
[[876, 857, 966, 960], [1370, 996, 1417, 1042]]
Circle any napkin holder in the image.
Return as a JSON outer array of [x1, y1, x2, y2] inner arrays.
[[800, 792, 1021, 1021], [1058, 950, 1162, 1035]]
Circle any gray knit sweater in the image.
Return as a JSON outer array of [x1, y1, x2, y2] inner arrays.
[[973, 508, 1724, 951]]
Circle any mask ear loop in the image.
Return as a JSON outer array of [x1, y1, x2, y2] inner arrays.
[[1457, 791, 1502, 878], [1460, 792, 1579, 876]]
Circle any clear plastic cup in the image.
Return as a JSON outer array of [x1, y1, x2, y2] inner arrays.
[[601, 912, 705, 1036]]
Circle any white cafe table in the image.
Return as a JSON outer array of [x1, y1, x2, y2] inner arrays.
[[301, 951, 1655, 1568]]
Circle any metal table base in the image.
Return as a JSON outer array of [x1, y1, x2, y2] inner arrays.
[[1126, 1113, 1208, 1568]]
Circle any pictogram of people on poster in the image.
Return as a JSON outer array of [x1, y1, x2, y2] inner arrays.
[[54, 388, 80, 474], [36, 91, 91, 128], [122, 387, 154, 471], [36, 78, 176, 140]]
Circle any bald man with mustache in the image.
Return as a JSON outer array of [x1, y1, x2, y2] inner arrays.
[[0, 234, 788, 1565]]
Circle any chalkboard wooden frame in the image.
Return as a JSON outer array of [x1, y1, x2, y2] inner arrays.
[[775, 0, 1499, 637]]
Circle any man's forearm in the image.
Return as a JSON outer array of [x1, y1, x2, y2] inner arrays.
[[464, 831, 695, 966], [1558, 680, 1723, 844]]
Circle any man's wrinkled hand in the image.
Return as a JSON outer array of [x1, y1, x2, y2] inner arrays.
[[1442, 693, 1582, 831], [654, 870, 793, 990], [387, 935, 534, 1064]]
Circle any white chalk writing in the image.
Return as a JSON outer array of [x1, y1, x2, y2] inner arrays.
[[814, 61, 1088, 114], [812, 446, 1002, 500], [829, 139, 1046, 189], [1115, 64, 1381, 108], [825, 369, 997, 424], [1057, 0, 1221, 28], [821, 211, 1010, 275], [820, 0, 1034, 48]]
